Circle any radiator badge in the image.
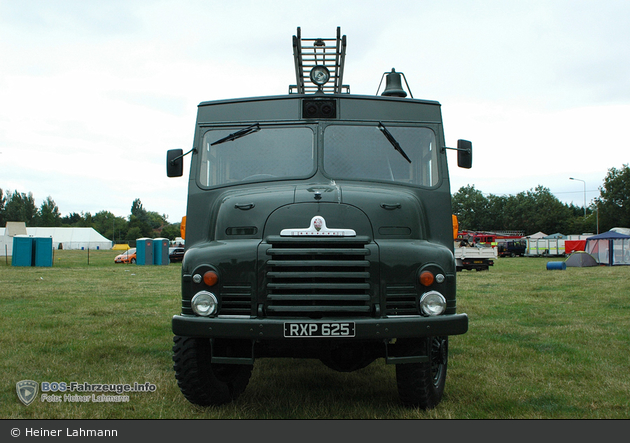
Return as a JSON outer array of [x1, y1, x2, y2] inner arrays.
[[280, 216, 356, 237]]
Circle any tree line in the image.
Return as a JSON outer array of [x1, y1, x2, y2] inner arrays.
[[0, 192, 181, 245], [2, 164, 628, 241], [452, 165, 630, 235]]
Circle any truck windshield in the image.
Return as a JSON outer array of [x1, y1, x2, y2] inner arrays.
[[199, 126, 315, 187], [323, 125, 439, 187]]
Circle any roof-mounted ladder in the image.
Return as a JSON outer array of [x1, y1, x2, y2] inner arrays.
[[290, 27, 349, 94]]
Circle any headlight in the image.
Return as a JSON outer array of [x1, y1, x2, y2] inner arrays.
[[419, 291, 446, 316], [191, 291, 218, 317]]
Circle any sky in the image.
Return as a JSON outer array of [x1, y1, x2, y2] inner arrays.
[[1, 0, 628, 223]]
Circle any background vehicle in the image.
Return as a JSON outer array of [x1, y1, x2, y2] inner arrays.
[[454, 230, 496, 271], [497, 239, 527, 257], [114, 248, 136, 264], [166, 27, 472, 409], [169, 247, 185, 262]]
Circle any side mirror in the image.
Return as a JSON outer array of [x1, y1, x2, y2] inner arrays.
[[457, 139, 472, 169], [167, 149, 184, 177]]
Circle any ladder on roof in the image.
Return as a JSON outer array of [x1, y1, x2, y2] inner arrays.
[[290, 27, 349, 94]]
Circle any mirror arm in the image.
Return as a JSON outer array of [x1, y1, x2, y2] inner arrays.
[[442, 146, 470, 153], [169, 148, 196, 165]]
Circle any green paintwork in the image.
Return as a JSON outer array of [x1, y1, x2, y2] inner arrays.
[[170, 92, 468, 362]]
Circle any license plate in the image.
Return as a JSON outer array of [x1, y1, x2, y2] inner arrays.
[[284, 322, 355, 338]]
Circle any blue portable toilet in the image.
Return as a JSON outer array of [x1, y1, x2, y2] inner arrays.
[[136, 238, 154, 265], [33, 237, 53, 267], [12, 236, 33, 267], [153, 238, 169, 265]]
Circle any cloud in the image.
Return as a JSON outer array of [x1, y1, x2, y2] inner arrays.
[[1, 0, 629, 220]]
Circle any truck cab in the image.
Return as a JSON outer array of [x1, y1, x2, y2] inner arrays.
[[167, 27, 471, 409]]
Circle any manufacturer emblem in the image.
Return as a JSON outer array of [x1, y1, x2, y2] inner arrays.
[[16, 380, 38, 406], [280, 216, 356, 237]]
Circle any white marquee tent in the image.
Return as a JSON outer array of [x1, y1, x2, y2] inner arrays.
[[1, 225, 112, 256]]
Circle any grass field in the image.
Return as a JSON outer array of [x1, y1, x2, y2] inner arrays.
[[1, 250, 629, 419]]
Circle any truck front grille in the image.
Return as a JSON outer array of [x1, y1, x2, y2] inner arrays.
[[220, 283, 254, 316], [264, 236, 372, 317], [384, 285, 417, 315]]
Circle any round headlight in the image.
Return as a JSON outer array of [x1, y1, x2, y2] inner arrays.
[[419, 291, 446, 316], [191, 291, 218, 317], [310, 65, 330, 86]]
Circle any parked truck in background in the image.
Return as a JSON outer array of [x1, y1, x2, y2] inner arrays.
[[166, 27, 472, 409], [453, 228, 497, 271]]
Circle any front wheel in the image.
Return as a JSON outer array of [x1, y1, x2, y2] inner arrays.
[[395, 336, 448, 409], [172, 336, 253, 406]]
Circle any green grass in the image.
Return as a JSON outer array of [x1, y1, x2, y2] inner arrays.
[[1, 251, 629, 418]]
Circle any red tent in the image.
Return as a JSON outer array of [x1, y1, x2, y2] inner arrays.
[[565, 240, 586, 254]]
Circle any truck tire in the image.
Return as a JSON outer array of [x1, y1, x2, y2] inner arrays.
[[395, 336, 448, 409], [172, 335, 253, 406]]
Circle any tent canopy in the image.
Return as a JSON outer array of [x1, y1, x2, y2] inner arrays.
[[545, 233, 566, 239], [611, 227, 630, 236], [1, 227, 112, 255], [585, 230, 630, 266], [565, 251, 598, 267], [527, 231, 547, 239], [587, 231, 630, 240]]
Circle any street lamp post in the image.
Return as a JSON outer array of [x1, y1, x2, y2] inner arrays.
[[569, 177, 586, 217]]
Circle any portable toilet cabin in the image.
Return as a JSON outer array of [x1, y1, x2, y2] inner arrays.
[[153, 238, 169, 265], [136, 238, 154, 265], [12, 236, 33, 267], [33, 237, 53, 267]]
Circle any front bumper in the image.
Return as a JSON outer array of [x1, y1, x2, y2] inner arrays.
[[172, 313, 468, 340]]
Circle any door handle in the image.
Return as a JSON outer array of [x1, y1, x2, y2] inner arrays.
[[380, 203, 401, 210]]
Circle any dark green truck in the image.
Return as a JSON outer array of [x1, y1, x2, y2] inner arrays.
[[166, 27, 472, 409]]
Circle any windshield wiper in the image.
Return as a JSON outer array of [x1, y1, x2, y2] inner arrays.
[[378, 122, 411, 163], [211, 123, 261, 146]]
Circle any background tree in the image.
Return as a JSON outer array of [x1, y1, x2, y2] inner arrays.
[[35, 196, 62, 227], [93, 211, 128, 244], [126, 226, 143, 244], [161, 222, 181, 241], [1, 187, 184, 244], [453, 184, 579, 235], [485, 194, 508, 231], [452, 185, 491, 231], [0, 188, 6, 227], [522, 185, 572, 234], [61, 212, 83, 226], [4, 190, 38, 225], [595, 164, 630, 232], [128, 198, 152, 239], [77, 212, 94, 227], [565, 203, 596, 235]]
